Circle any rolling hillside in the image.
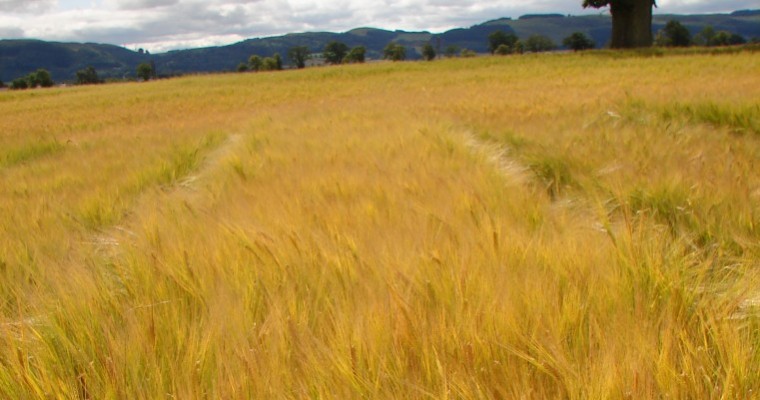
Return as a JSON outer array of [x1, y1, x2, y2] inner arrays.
[[1, 10, 758, 82]]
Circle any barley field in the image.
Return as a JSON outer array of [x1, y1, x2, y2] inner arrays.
[[0, 50, 758, 398]]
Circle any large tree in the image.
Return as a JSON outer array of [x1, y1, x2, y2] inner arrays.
[[383, 43, 406, 62], [563, 32, 596, 51], [343, 46, 366, 63], [76, 66, 102, 85], [27, 69, 54, 88], [655, 20, 691, 47], [289, 46, 310, 69], [273, 53, 283, 70], [323, 41, 349, 65], [136, 63, 153, 81], [488, 31, 519, 54], [421, 43, 436, 61], [248, 55, 262, 71], [583, 0, 655, 48]]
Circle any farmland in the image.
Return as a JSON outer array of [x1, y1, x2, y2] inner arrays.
[[1, 50, 759, 398]]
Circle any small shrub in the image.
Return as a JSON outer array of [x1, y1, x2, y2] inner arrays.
[[563, 32, 595, 51], [11, 78, 28, 90], [444, 45, 460, 58], [524, 34, 557, 53], [494, 44, 511, 55], [460, 49, 477, 58]]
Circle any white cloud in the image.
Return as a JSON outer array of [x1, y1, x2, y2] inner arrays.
[[115, 0, 179, 10], [0, 0, 56, 13], [0, 0, 756, 51], [655, 0, 755, 14], [0, 25, 24, 37]]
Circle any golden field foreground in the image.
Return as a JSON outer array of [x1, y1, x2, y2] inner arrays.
[[1, 51, 759, 398]]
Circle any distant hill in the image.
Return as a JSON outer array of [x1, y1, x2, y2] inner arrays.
[[1, 10, 758, 82], [0, 40, 148, 82]]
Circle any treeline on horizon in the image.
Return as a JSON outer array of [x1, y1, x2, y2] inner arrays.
[[1, 18, 757, 90]]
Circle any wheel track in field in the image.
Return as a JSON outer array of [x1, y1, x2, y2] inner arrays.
[[460, 129, 607, 233], [459, 128, 760, 321], [460, 130, 531, 187], [3, 133, 248, 338], [88, 132, 245, 258]]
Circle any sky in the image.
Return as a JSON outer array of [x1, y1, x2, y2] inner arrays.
[[0, 0, 756, 52]]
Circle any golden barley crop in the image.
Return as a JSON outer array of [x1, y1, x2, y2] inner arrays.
[[0, 50, 758, 398]]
